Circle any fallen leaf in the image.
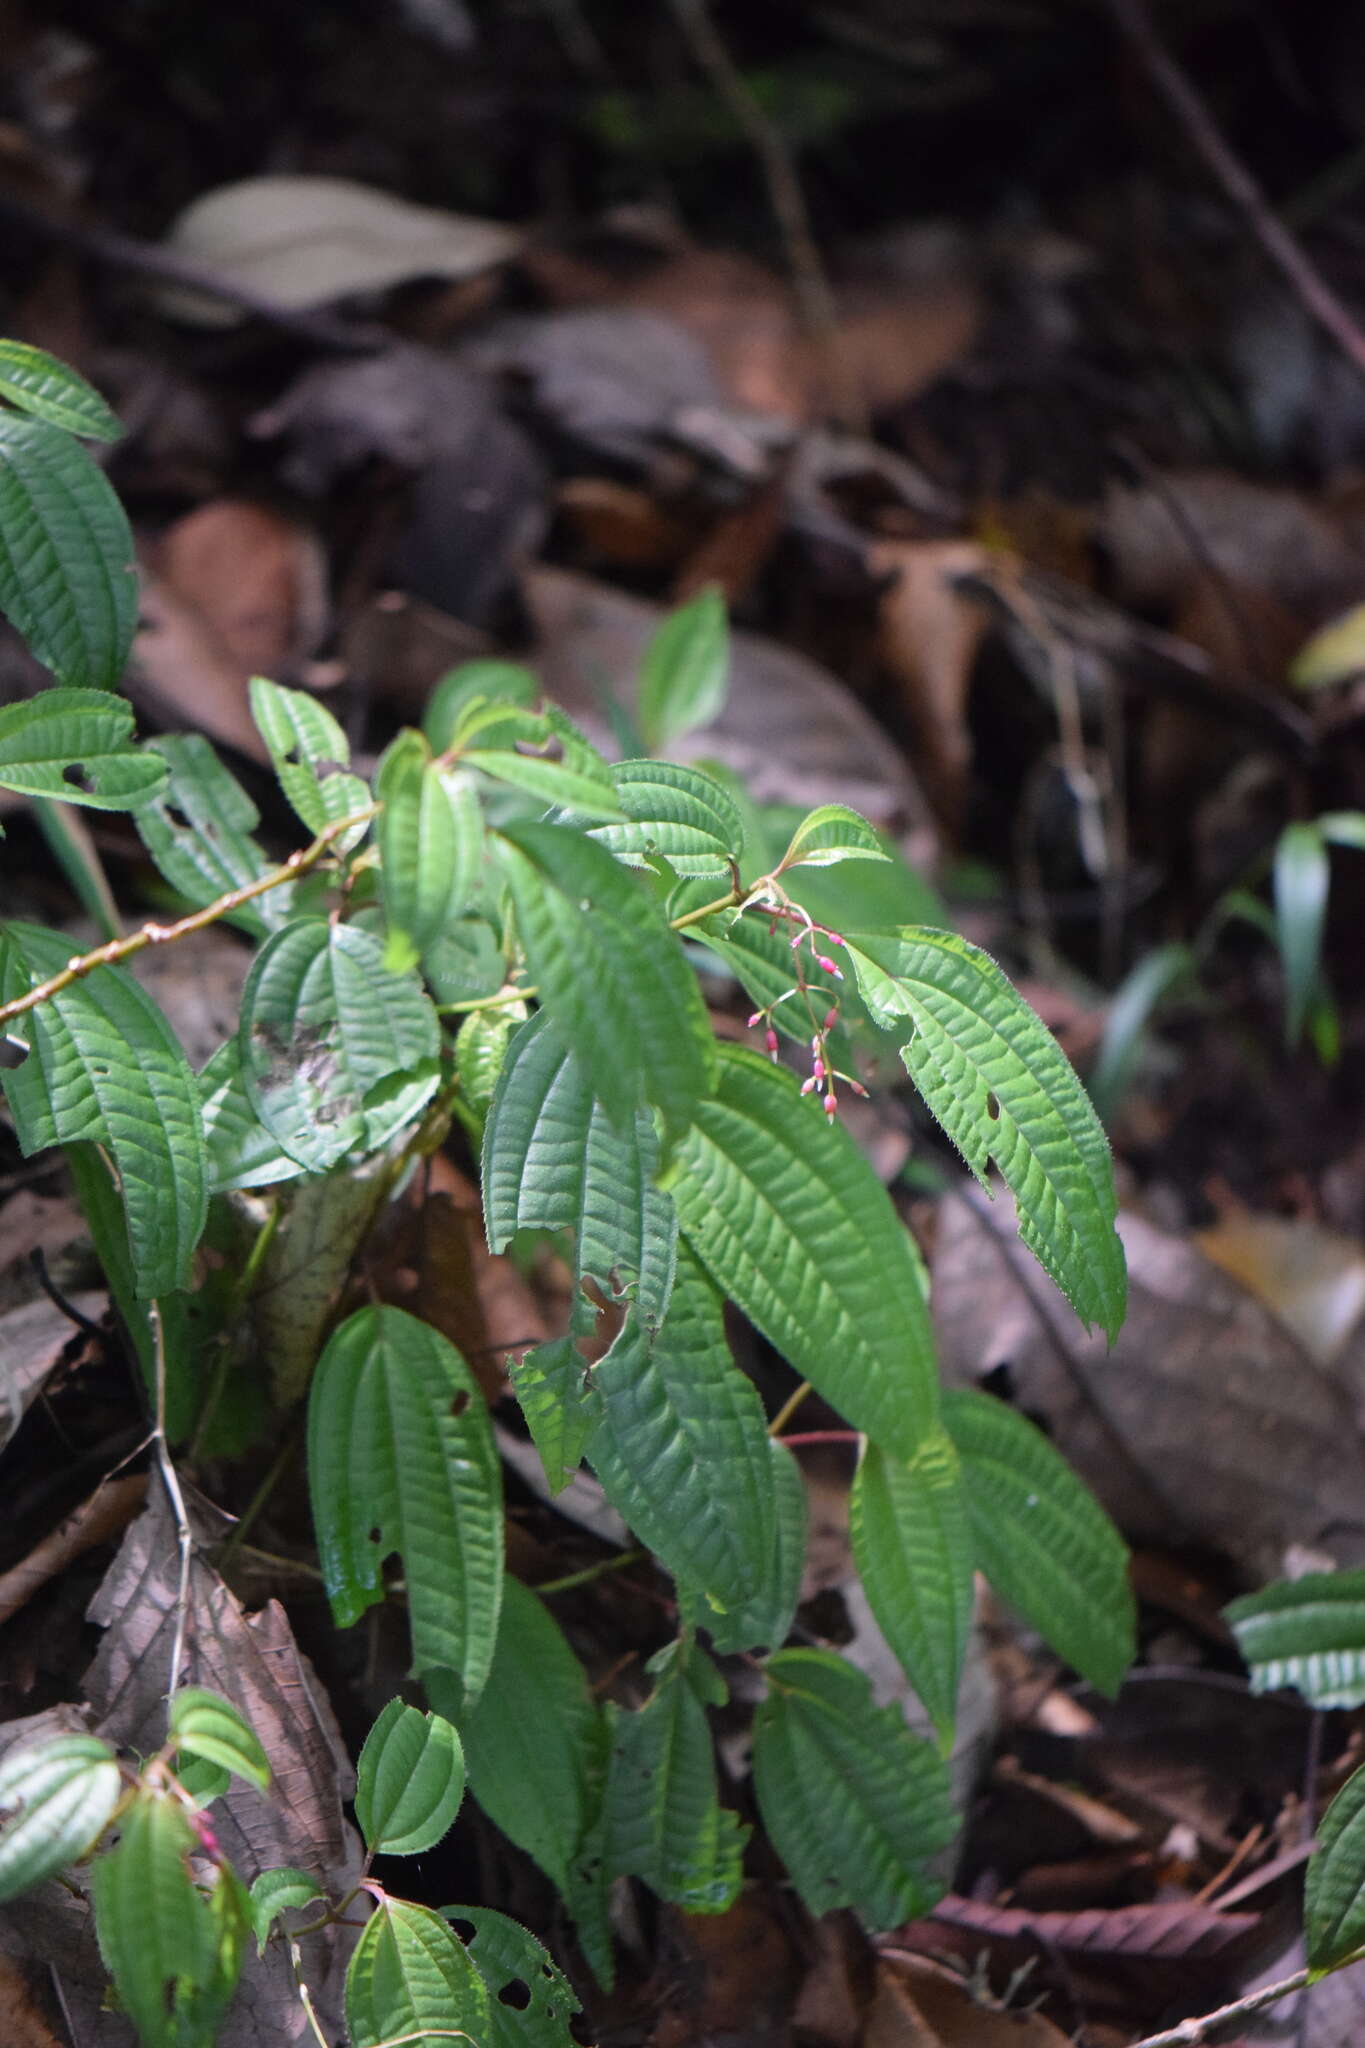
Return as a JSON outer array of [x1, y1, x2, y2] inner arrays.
[[151, 500, 329, 679], [923, 1892, 1259, 1964], [868, 539, 991, 835], [159, 175, 521, 326], [128, 571, 270, 763], [868, 1952, 1070, 2048], [0, 1292, 106, 1451], [0, 1192, 88, 1297], [0, 1473, 147, 1628], [0, 1956, 64, 2048], [1195, 1212, 1365, 1369]]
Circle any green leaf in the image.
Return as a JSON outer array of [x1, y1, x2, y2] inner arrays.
[[238, 918, 440, 1173], [1274, 820, 1330, 1050], [453, 1005, 522, 1130], [847, 928, 1126, 1341], [308, 1306, 504, 1707], [169, 1687, 271, 1791], [1088, 942, 1196, 1126], [248, 1866, 325, 1950], [0, 341, 123, 440], [198, 1040, 304, 1193], [346, 1897, 490, 2048], [602, 1640, 745, 1914], [248, 676, 370, 843], [779, 803, 890, 871], [466, 705, 626, 818], [849, 1431, 973, 1745], [692, 1438, 807, 1655], [944, 1388, 1133, 1696], [137, 735, 293, 935], [585, 758, 744, 876], [424, 660, 539, 751], [93, 1794, 248, 2048], [0, 412, 136, 687], [0, 1733, 119, 1902], [587, 1249, 776, 1620], [669, 1045, 939, 1459], [175, 1756, 231, 1804], [752, 1650, 955, 1930], [638, 586, 729, 752], [1307, 1763, 1365, 1973], [446, 1906, 582, 2048], [1291, 603, 1365, 691], [377, 732, 483, 972], [1225, 1569, 1365, 1710], [0, 689, 165, 808], [460, 1577, 606, 1900], [1320, 810, 1365, 851], [355, 1699, 465, 1856], [497, 820, 715, 1140], [422, 916, 506, 1006], [1, 924, 208, 1296]]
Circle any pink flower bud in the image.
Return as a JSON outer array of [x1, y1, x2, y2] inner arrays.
[[812, 1059, 825, 1081], [823, 1092, 838, 1119], [801, 1075, 818, 1095], [826, 931, 844, 947], [817, 956, 844, 979], [823, 1006, 839, 1030], [747, 1011, 764, 1030], [765, 1028, 779, 1057]]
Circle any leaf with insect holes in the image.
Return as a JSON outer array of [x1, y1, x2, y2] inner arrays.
[[447, 1907, 582, 2048], [464, 703, 626, 818], [586, 1248, 776, 1622], [668, 1045, 939, 1460], [0, 1733, 120, 1903], [0, 341, 122, 440], [92, 1793, 250, 2048], [169, 1686, 271, 1790], [848, 927, 1126, 1341], [346, 1897, 490, 2048], [1307, 1762, 1365, 1973], [355, 1699, 465, 1856], [0, 923, 207, 1297], [850, 1431, 973, 1745], [376, 729, 483, 972], [601, 1640, 745, 1915], [238, 918, 440, 1173], [944, 1387, 1134, 1697], [582, 758, 744, 876], [0, 689, 165, 809], [753, 1650, 955, 1930], [638, 586, 729, 751], [497, 821, 714, 1140], [779, 803, 890, 871], [1225, 1569, 1365, 1710], [309, 1307, 503, 1708], [198, 1039, 305, 1193], [0, 412, 137, 688], [248, 676, 370, 846], [137, 734, 294, 935]]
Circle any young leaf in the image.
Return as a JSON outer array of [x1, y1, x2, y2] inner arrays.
[[308, 1306, 504, 1707], [847, 928, 1126, 1340], [0, 412, 137, 688], [778, 803, 891, 871], [1273, 819, 1330, 1050], [424, 659, 540, 751], [248, 676, 370, 843], [1225, 1569, 1365, 1710], [346, 1898, 490, 2048], [1, 924, 208, 1297], [637, 585, 729, 751], [602, 1640, 745, 1915], [668, 1045, 939, 1459], [1088, 941, 1195, 1127], [464, 704, 626, 818], [691, 1438, 807, 1655], [584, 758, 744, 876], [447, 1906, 582, 2048], [92, 1794, 248, 2048], [1306, 1763, 1365, 1974], [849, 1432, 974, 1745], [198, 1040, 305, 1193], [496, 820, 715, 1139], [0, 1733, 120, 1902], [138, 734, 294, 935], [169, 1686, 271, 1790], [0, 340, 123, 440], [587, 1249, 776, 1620], [752, 1650, 955, 1930], [248, 1866, 325, 1950], [0, 689, 166, 809], [238, 918, 440, 1173], [377, 731, 483, 972], [355, 1699, 465, 1856], [943, 1387, 1135, 1697]]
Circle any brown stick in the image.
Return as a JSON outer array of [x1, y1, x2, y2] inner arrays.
[[1104, 0, 1365, 383]]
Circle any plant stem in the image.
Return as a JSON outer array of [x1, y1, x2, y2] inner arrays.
[[779, 1430, 859, 1449], [537, 1549, 645, 1596], [150, 1302, 194, 1699], [767, 1380, 814, 1437]]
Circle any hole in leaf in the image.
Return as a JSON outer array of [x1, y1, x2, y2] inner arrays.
[[63, 762, 94, 791], [498, 1979, 531, 2011], [284, 746, 301, 766], [450, 1390, 470, 1419], [985, 1090, 1001, 1121], [447, 1917, 476, 1943], [164, 804, 192, 831], [368, 1527, 382, 1544]]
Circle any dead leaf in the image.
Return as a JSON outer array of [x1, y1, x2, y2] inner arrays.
[[0, 1292, 105, 1451], [159, 175, 521, 326], [248, 1157, 392, 1408], [151, 500, 329, 679], [922, 1892, 1259, 1964], [868, 539, 991, 834], [869, 1952, 1071, 2048], [128, 571, 270, 763], [0, 1192, 88, 1298], [649, 1896, 801, 2048], [342, 589, 491, 717], [558, 476, 693, 571], [1195, 1212, 1365, 1369], [0, 1473, 146, 1628], [0, 1956, 64, 2048]]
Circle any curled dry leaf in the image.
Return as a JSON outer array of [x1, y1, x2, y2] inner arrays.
[[867, 540, 991, 836], [151, 500, 330, 681], [868, 1952, 1070, 2048], [128, 572, 270, 763]]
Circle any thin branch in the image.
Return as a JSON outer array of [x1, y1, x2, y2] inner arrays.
[[1104, 0, 1365, 382], [150, 1302, 194, 1699], [0, 803, 377, 1030]]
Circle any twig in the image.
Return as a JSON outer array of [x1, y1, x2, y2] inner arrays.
[[1128, 1964, 1313, 2047], [150, 1302, 194, 1699], [665, 0, 861, 428], [1104, 0, 1365, 383]]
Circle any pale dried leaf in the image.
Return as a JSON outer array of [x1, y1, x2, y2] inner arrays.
[[152, 500, 329, 678], [1196, 1212, 1365, 1369], [868, 540, 990, 833], [0, 1293, 106, 1451], [128, 571, 270, 763], [869, 1954, 1070, 2048], [248, 1156, 391, 1408], [924, 1892, 1259, 1963]]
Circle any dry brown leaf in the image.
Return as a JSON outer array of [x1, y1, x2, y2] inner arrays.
[[868, 539, 991, 834], [151, 500, 329, 679], [0, 1291, 106, 1451], [933, 1192, 1365, 1577], [128, 571, 269, 762], [869, 1953, 1070, 2048], [923, 1893, 1259, 1964], [0, 1956, 64, 2048], [1195, 1212, 1365, 1370], [0, 1473, 146, 1629], [248, 1156, 392, 1408], [558, 476, 693, 571], [0, 1191, 88, 1293], [342, 589, 491, 717]]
